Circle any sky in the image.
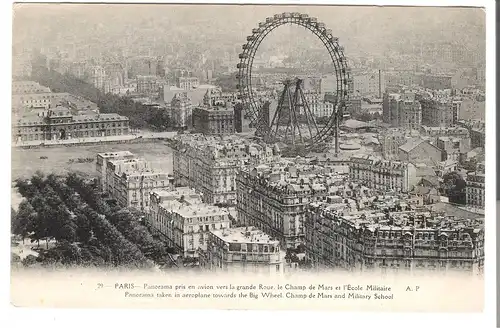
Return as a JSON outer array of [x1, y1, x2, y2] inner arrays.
[[12, 4, 486, 58]]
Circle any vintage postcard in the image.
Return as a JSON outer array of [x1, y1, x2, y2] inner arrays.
[[9, 1, 491, 314]]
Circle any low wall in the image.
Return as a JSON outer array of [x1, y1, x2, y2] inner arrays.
[[14, 137, 171, 150]]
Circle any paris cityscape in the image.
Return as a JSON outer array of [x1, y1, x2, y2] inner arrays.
[[10, 5, 486, 276]]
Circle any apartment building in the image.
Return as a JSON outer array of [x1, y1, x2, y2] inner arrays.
[[349, 155, 418, 193], [192, 105, 235, 135], [178, 76, 200, 91], [420, 125, 470, 142], [199, 226, 285, 274], [466, 164, 485, 209], [101, 155, 172, 211], [148, 187, 231, 258], [419, 98, 459, 127], [305, 203, 484, 274], [172, 134, 280, 206], [96, 151, 136, 192], [12, 81, 51, 95], [436, 136, 471, 162], [378, 128, 420, 160], [236, 160, 348, 249], [171, 92, 193, 129], [382, 92, 422, 130]]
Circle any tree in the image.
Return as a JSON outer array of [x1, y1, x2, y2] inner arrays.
[[57, 242, 82, 265], [89, 210, 149, 268], [29, 194, 55, 248], [441, 171, 467, 205], [355, 112, 374, 122], [22, 255, 38, 267], [59, 223, 77, 243], [16, 171, 157, 269], [30, 171, 47, 191], [75, 212, 92, 243], [30, 67, 172, 131], [108, 208, 169, 265], [50, 204, 76, 242], [15, 178, 38, 199], [12, 200, 37, 243], [462, 159, 477, 172], [11, 253, 21, 264], [296, 244, 306, 254], [11, 207, 17, 233]]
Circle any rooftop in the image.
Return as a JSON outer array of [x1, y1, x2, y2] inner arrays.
[[159, 199, 229, 218], [176, 203, 229, 218], [243, 161, 352, 193], [341, 119, 374, 130], [197, 105, 234, 113], [152, 187, 203, 206], [16, 115, 44, 126], [98, 151, 135, 159], [426, 202, 484, 220], [399, 138, 425, 153], [212, 226, 279, 245], [109, 157, 147, 167], [421, 126, 469, 133], [152, 187, 196, 199], [437, 136, 462, 142], [350, 155, 409, 169], [122, 169, 170, 181], [173, 134, 279, 162], [309, 202, 484, 232], [72, 113, 128, 122]]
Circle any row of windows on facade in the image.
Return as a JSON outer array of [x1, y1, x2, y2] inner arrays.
[[209, 241, 279, 254], [204, 257, 282, 272], [17, 122, 128, 131], [18, 126, 129, 134], [244, 216, 304, 234], [466, 188, 484, 194], [19, 99, 52, 103], [352, 172, 405, 180], [181, 216, 228, 224], [18, 129, 128, 141], [131, 199, 150, 207], [49, 121, 128, 128], [314, 243, 475, 259], [334, 241, 476, 256], [129, 184, 169, 192], [217, 254, 282, 266], [357, 259, 475, 269], [314, 238, 476, 253], [325, 230, 473, 242]]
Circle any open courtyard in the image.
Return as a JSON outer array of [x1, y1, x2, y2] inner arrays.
[[11, 141, 174, 181]]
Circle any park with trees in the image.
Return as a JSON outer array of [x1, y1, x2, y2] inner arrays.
[[11, 171, 175, 270], [29, 57, 171, 131]]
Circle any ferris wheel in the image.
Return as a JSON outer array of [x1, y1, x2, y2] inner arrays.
[[236, 12, 353, 151]]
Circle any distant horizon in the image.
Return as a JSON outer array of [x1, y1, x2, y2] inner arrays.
[[12, 4, 485, 61]]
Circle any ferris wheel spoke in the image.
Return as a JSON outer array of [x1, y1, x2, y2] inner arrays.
[[286, 83, 297, 145], [292, 79, 310, 143], [292, 107, 304, 145], [270, 82, 288, 141], [283, 113, 291, 143], [298, 80, 321, 140]]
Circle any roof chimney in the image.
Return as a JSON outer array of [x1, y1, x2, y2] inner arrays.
[[379, 69, 382, 98]]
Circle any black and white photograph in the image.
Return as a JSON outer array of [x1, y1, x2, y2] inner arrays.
[[7, 1, 494, 318]]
